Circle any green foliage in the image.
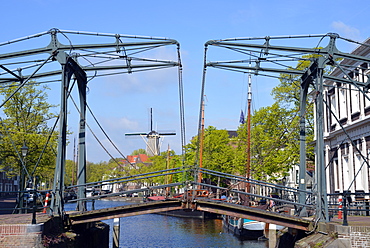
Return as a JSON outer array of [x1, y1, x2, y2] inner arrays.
[[126, 150, 184, 185], [131, 149, 147, 155], [86, 161, 117, 183], [65, 159, 76, 186], [185, 126, 244, 184], [241, 56, 318, 181], [237, 104, 300, 180], [0, 82, 58, 184]]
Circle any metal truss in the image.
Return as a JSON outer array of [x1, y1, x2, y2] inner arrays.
[[0, 28, 182, 217], [201, 33, 370, 223]]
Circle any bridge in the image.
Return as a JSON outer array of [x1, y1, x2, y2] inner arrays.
[[61, 167, 315, 232], [67, 198, 312, 231], [2, 30, 370, 241]]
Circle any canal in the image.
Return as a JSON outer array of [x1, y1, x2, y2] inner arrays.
[[65, 199, 275, 248]]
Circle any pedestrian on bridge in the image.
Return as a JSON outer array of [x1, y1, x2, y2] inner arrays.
[[269, 195, 276, 211]]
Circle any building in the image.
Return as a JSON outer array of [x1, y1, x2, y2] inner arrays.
[[322, 38, 370, 198], [120, 154, 151, 192], [121, 154, 150, 168], [0, 172, 18, 197]]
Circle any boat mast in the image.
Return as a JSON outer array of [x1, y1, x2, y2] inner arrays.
[[166, 144, 171, 195], [246, 62, 252, 195], [198, 98, 205, 189]]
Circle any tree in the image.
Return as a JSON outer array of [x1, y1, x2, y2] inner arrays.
[[0, 82, 58, 185], [271, 56, 317, 163], [237, 103, 299, 181], [131, 149, 147, 155], [86, 161, 117, 183], [185, 126, 241, 184], [240, 56, 318, 181], [65, 159, 77, 186], [144, 150, 183, 185]]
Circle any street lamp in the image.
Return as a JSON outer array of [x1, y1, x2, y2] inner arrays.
[[21, 144, 28, 158], [18, 144, 28, 214]]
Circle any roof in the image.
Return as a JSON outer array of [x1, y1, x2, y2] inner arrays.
[[122, 154, 150, 164]]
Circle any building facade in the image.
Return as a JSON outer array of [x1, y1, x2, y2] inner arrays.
[[323, 38, 370, 198], [0, 172, 18, 197]]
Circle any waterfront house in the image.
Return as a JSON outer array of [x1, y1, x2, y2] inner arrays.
[[120, 154, 151, 192], [321, 38, 370, 201]]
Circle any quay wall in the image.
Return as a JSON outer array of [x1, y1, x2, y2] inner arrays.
[[336, 225, 370, 248], [295, 223, 370, 248], [0, 224, 43, 247], [0, 217, 109, 248]]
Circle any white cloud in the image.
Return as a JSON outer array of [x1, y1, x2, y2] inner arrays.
[[331, 21, 361, 41]]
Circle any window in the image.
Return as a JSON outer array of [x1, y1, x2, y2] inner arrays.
[[333, 158, 340, 191], [339, 87, 347, 120], [350, 85, 360, 116], [330, 93, 337, 130], [342, 155, 351, 191], [354, 153, 366, 191]]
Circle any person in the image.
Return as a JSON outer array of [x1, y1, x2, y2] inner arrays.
[[220, 194, 227, 200], [269, 194, 275, 211]]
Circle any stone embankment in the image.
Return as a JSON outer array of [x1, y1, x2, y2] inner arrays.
[[294, 216, 370, 248]]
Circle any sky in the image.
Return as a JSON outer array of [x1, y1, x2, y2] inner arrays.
[[0, 0, 369, 163]]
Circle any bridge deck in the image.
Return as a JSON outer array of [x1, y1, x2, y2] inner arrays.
[[195, 199, 313, 231], [68, 200, 182, 225], [68, 198, 313, 231]]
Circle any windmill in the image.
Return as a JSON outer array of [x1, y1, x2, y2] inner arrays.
[[125, 108, 176, 156]]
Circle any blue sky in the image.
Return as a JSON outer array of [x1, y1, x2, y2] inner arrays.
[[0, 0, 369, 162]]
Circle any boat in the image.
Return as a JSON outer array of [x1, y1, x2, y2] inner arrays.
[[222, 60, 268, 240], [223, 215, 266, 240]]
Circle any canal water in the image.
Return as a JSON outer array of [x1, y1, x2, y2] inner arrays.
[[65, 199, 275, 248]]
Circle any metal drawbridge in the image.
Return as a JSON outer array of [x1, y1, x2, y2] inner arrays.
[[2, 31, 370, 232]]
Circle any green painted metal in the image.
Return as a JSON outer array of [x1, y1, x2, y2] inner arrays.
[[203, 33, 370, 225], [0, 29, 181, 219]]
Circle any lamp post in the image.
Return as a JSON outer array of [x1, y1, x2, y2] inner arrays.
[[32, 176, 39, 224], [19, 144, 28, 214], [21, 144, 29, 158]]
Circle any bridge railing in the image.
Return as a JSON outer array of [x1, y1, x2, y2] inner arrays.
[[195, 168, 315, 216], [59, 167, 370, 222], [328, 191, 370, 226], [63, 167, 187, 209]]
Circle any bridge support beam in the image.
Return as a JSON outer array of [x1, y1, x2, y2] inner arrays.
[[113, 218, 120, 248], [51, 52, 70, 217], [50, 30, 87, 216], [298, 62, 314, 216], [315, 58, 329, 222]]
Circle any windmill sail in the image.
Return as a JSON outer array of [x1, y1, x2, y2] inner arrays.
[[125, 108, 176, 156]]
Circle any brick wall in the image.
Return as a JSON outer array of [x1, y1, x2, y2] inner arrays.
[[349, 226, 370, 248], [0, 224, 43, 248], [336, 225, 370, 247]]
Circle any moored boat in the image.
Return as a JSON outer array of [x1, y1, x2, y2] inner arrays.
[[223, 215, 265, 240]]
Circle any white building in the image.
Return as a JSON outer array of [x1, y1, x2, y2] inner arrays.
[[323, 38, 370, 198]]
